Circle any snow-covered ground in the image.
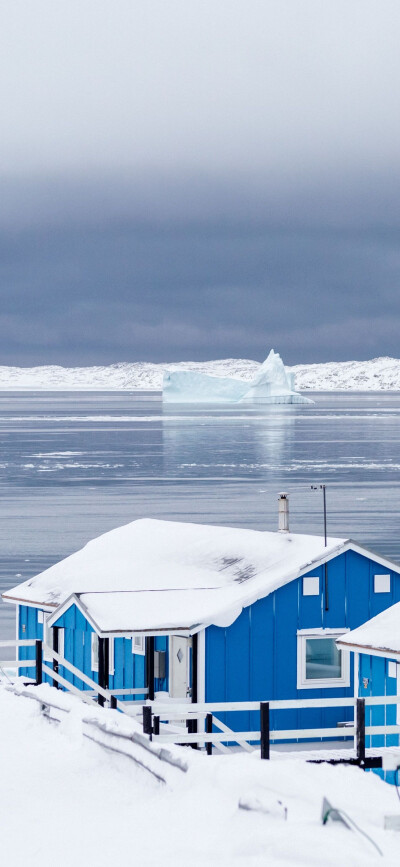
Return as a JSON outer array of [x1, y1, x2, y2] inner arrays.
[[1, 683, 399, 866], [1, 356, 400, 391]]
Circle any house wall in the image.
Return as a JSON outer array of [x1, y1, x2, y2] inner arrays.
[[18, 603, 169, 696], [358, 651, 399, 784], [205, 550, 400, 735]]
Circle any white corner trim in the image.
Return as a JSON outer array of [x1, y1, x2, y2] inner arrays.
[[197, 629, 205, 704]]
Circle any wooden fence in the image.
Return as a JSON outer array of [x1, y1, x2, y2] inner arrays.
[[144, 696, 400, 768], [0, 639, 147, 714]]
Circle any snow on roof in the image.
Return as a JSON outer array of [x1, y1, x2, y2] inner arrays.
[[3, 518, 347, 631], [337, 601, 400, 657]]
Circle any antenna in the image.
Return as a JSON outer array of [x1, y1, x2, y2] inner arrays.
[[311, 483, 327, 547]]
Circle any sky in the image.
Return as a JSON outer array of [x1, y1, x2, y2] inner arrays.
[[0, 0, 399, 366]]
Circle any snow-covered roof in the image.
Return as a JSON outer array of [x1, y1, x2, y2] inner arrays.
[[337, 602, 400, 658], [3, 518, 352, 632]]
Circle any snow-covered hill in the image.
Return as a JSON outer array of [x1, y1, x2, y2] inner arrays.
[[0, 356, 400, 391]]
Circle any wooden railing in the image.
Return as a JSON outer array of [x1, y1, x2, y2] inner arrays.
[[144, 696, 400, 766], [0, 639, 148, 713]]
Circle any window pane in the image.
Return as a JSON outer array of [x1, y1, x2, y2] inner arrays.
[[305, 638, 342, 680]]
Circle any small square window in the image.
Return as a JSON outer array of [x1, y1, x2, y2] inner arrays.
[[374, 574, 390, 593], [297, 631, 350, 689], [303, 576, 319, 596], [388, 661, 397, 679]]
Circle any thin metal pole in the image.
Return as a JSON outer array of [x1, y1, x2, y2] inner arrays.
[[322, 484, 327, 547]]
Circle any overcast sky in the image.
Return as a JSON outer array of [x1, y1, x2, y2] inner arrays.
[[0, 0, 399, 365]]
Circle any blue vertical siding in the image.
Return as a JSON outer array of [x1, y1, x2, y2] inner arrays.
[[358, 652, 399, 784], [205, 550, 400, 737]]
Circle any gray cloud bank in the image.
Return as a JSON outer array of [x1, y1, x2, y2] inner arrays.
[[0, 1, 399, 365]]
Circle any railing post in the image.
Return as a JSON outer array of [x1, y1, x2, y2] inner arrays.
[[35, 639, 42, 685], [206, 712, 213, 755], [260, 701, 270, 759], [153, 714, 160, 736], [98, 637, 105, 706], [143, 705, 153, 739], [53, 626, 59, 689], [356, 697, 365, 766], [110, 695, 117, 710]]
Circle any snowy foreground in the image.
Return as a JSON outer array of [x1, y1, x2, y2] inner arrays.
[[1, 355, 400, 391], [1, 684, 400, 866]]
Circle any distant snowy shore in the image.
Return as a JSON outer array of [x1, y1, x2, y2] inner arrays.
[[0, 356, 400, 391]]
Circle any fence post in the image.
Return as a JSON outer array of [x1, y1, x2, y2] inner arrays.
[[206, 712, 213, 756], [260, 701, 270, 760], [143, 705, 153, 739], [153, 715, 160, 736], [98, 638, 105, 707], [356, 697, 365, 766], [110, 695, 117, 710], [35, 639, 42, 685], [53, 626, 59, 689]]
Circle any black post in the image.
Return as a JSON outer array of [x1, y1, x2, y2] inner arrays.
[[110, 695, 117, 710], [143, 705, 153, 738], [260, 701, 270, 760], [35, 639, 42, 685], [153, 714, 160, 736], [104, 638, 109, 691], [53, 626, 59, 689], [356, 697, 366, 766], [98, 637, 105, 706], [206, 712, 213, 756], [146, 636, 155, 701], [191, 634, 198, 746]]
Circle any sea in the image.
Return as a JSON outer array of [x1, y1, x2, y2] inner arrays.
[[1, 389, 400, 640]]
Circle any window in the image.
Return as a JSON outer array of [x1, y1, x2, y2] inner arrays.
[[91, 633, 114, 674], [374, 574, 390, 593], [297, 630, 350, 689], [132, 634, 145, 655], [303, 576, 319, 596]]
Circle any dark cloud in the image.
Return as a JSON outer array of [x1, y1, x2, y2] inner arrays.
[[0, 1, 399, 366], [0, 172, 399, 365]]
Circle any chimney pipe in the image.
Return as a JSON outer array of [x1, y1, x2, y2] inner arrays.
[[278, 492, 289, 533]]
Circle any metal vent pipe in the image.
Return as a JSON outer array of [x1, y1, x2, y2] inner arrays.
[[278, 492, 289, 533]]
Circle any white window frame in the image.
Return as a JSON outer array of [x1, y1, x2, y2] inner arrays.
[[132, 634, 145, 655], [297, 629, 350, 690], [91, 633, 114, 674]]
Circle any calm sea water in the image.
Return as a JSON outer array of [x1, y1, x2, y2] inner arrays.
[[1, 389, 400, 639]]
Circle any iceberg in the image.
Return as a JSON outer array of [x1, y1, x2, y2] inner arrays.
[[163, 350, 313, 404]]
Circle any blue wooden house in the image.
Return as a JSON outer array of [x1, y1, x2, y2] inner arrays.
[[337, 603, 400, 754], [4, 494, 400, 735]]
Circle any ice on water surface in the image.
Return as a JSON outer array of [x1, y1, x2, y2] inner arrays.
[[163, 350, 313, 404]]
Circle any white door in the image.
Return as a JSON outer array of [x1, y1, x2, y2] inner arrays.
[[169, 636, 190, 699]]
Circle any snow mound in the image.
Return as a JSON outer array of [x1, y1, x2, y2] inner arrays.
[[163, 350, 312, 404]]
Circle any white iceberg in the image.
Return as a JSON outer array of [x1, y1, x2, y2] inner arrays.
[[163, 350, 313, 404]]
